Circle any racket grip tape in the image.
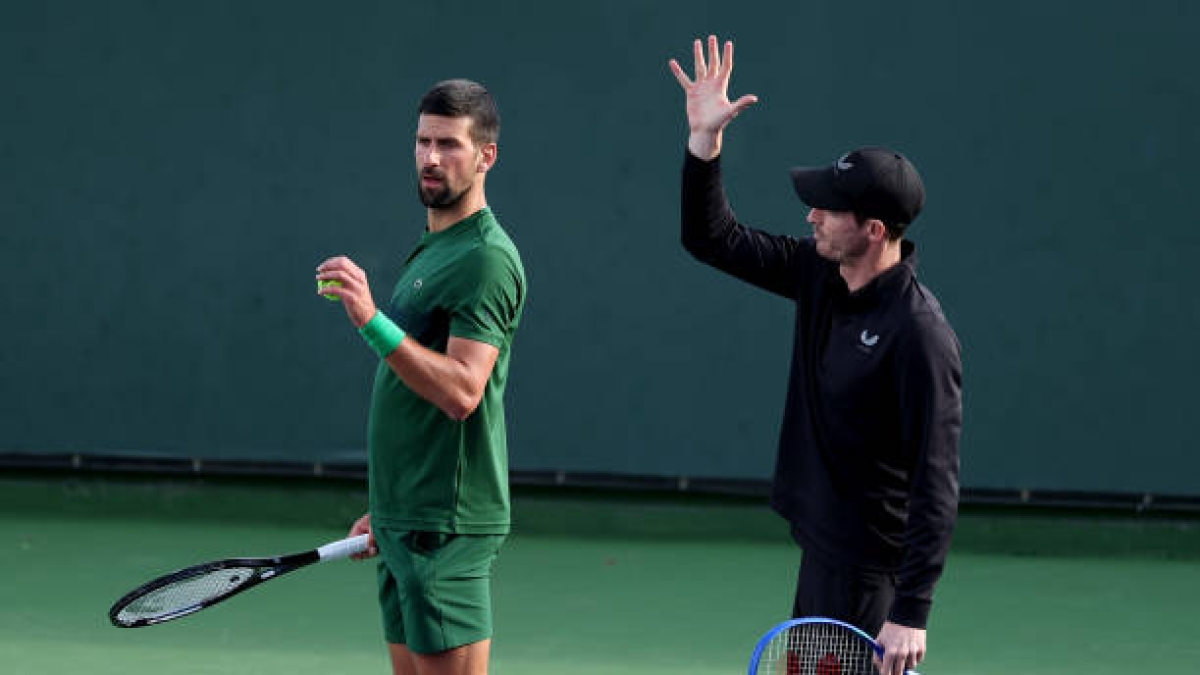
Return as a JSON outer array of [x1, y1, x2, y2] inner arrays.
[[317, 534, 371, 561]]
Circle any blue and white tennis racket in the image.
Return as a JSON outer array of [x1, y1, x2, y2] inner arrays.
[[748, 617, 919, 675]]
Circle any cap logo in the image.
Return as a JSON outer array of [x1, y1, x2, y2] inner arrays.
[[836, 154, 854, 171]]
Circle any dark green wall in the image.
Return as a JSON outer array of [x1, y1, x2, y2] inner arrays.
[[3, 1, 1197, 494]]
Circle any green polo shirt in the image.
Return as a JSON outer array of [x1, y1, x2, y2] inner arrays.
[[367, 207, 525, 534]]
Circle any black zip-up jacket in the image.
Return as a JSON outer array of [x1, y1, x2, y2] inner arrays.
[[681, 151, 962, 628]]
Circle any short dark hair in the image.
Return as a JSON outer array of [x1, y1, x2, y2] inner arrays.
[[854, 211, 907, 241], [418, 79, 500, 147]]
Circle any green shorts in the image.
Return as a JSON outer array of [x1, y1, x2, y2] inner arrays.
[[374, 528, 506, 655]]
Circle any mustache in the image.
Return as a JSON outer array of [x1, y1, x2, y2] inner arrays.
[[421, 169, 446, 180]]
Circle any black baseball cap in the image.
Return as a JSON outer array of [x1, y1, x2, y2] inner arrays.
[[789, 147, 925, 227]]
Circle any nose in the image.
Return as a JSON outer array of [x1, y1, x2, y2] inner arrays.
[[419, 145, 440, 168], [807, 208, 821, 225]]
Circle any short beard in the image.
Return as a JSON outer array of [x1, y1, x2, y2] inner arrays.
[[815, 233, 870, 264], [417, 180, 472, 210]]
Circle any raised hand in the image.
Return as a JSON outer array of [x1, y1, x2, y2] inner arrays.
[[316, 255, 378, 328], [668, 35, 759, 160]]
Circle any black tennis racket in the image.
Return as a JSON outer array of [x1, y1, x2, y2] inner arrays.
[[748, 617, 919, 675], [109, 533, 370, 628]]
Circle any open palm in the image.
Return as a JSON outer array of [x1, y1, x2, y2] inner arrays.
[[669, 36, 758, 144]]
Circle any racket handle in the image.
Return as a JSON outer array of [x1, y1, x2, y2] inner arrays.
[[317, 534, 371, 561]]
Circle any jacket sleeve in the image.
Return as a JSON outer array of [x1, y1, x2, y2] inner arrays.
[[681, 150, 804, 298], [888, 315, 963, 628]]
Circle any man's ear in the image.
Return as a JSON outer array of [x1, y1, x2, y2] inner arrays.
[[478, 143, 498, 173], [867, 218, 889, 242]]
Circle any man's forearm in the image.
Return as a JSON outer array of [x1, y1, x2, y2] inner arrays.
[[680, 148, 735, 256], [382, 339, 486, 422], [890, 462, 959, 628]]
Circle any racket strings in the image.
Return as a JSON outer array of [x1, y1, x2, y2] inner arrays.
[[759, 623, 877, 675], [114, 566, 259, 623]]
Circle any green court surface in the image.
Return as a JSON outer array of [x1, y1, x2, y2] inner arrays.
[[2, 475, 1198, 674]]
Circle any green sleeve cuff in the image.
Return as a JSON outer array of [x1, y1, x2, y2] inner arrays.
[[359, 312, 406, 358]]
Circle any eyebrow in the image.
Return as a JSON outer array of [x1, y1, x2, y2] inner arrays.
[[416, 134, 465, 146]]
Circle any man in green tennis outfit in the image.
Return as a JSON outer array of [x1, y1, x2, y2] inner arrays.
[[316, 79, 525, 675]]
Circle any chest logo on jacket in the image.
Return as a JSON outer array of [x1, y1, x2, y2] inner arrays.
[[858, 330, 881, 353]]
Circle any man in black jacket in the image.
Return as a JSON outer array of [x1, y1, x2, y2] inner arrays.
[[668, 36, 963, 675]]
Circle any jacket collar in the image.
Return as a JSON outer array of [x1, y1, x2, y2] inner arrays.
[[832, 240, 917, 309]]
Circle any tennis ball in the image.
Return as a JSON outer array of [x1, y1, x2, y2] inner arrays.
[[317, 279, 343, 301]]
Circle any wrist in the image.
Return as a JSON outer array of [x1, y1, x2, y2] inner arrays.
[[687, 131, 721, 161], [358, 311, 406, 358]]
